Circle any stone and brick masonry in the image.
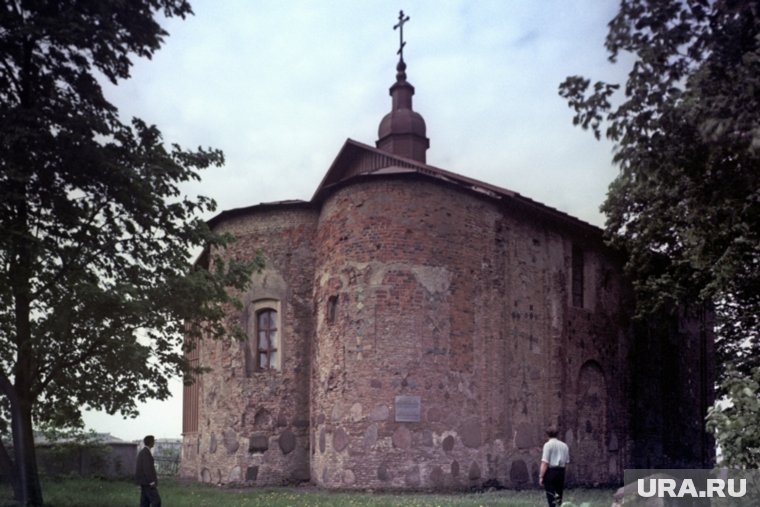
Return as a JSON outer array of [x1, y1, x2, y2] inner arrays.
[[180, 54, 713, 490], [180, 163, 713, 489]]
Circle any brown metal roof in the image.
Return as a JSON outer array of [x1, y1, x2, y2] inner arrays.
[[204, 138, 603, 241], [312, 139, 603, 238]]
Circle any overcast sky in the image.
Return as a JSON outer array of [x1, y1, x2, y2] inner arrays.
[[83, 0, 628, 441]]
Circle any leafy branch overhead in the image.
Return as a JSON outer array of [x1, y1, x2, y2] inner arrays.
[[559, 0, 759, 378], [0, 1, 261, 505], [706, 366, 760, 468]]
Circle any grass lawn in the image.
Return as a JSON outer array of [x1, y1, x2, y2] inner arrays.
[[0, 477, 615, 507]]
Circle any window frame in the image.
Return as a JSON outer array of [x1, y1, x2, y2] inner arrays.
[[256, 308, 278, 370], [245, 299, 282, 374]]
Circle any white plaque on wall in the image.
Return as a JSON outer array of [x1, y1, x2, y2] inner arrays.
[[395, 395, 421, 422]]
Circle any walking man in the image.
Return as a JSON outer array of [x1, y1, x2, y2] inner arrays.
[[136, 435, 161, 507], [539, 425, 570, 507]]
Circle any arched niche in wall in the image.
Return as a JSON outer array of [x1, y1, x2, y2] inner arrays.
[[576, 359, 607, 484], [240, 269, 287, 376]]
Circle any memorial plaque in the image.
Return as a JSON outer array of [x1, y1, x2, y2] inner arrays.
[[394, 395, 421, 422]]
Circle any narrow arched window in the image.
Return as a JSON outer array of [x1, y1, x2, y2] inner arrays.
[[256, 309, 278, 370], [572, 244, 584, 308]]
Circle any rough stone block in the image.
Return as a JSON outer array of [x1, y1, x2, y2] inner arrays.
[[421, 429, 434, 447], [249, 433, 269, 453], [427, 407, 442, 422], [333, 427, 349, 452], [509, 459, 529, 485], [223, 429, 239, 454], [370, 404, 389, 421], [460, 418, 482, 449], [331, 403, 343, 422], [429, 465, 444, 487], [515, 422, 536, 449], [209, 433, 217, 454], [349, 402, 363, 421], [363, 423, 378, 447], [392, 426, 412, 450], [405, 465, 421, 487], [343, 469, 356, 486], [279, 428, 296, 455]]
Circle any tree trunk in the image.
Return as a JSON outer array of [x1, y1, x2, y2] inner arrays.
[[0, 374, 43, 507], [0, 437, 20, 502], [13, 398, 44, 507]]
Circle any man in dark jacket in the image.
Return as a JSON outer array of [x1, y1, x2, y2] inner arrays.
[[135, 435, 161, 507]]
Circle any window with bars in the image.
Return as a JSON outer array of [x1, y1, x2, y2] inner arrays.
[[256, 308, 278, 370]]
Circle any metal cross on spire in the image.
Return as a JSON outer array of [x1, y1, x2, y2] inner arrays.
[[394, 10, 410, 60]]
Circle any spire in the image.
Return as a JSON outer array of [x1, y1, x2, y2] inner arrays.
[[376, 10, 429, 163]]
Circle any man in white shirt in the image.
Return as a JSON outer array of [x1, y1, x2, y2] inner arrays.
[[539, 425, 570, 507]]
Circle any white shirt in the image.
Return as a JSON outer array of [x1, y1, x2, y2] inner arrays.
[[541, 438, 570, 467]]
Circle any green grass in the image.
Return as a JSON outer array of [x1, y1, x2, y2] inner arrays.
[[0, 477, 614, 507]]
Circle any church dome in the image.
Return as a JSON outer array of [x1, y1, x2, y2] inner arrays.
[[375, 60, 429, 162], [378, 106, 427, 140]]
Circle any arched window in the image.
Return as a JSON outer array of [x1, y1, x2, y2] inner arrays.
[[244, 300, 281, 375], [572, 244, 584, 308], [256, 308, 278, 370]]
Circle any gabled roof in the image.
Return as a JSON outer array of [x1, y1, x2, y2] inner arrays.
[[203, 138, 603, 242], [206, 199, 314, 230], [312, 138, 603, 239]]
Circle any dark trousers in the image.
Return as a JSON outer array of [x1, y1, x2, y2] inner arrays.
[[544, 467, 565, 507], [140, 485, 161, 507]]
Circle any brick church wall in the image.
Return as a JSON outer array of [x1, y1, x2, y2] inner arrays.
[[181, 173, 713, 488], [309, 175, 632, 489], [181, 204, 318, 485]]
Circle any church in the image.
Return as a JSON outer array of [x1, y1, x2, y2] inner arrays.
[[180, 14, 713, 490]]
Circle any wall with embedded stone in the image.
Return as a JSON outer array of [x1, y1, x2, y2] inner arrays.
[[180, 205, 318, 485], [308, 176, 631, 489], [181, 173, 713, 489]]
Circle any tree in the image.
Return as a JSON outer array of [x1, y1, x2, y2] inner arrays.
[[0, 2, 260, 505], [706, 366, 760, 468], [559, 0, 759, 381]]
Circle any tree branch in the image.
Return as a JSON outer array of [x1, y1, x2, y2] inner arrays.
[[0, 57, 23, 103]]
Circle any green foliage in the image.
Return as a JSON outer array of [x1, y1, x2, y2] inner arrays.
[[0, 1, 261, 504], [559, 0, 759, 380], [35, 425, 109, 478], [707, 366, 760, 468], [0, 0, 262, 429]]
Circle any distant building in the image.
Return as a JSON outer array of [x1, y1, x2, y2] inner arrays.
[[181, 29, 714, 489], [35, 433, 136, 478]]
